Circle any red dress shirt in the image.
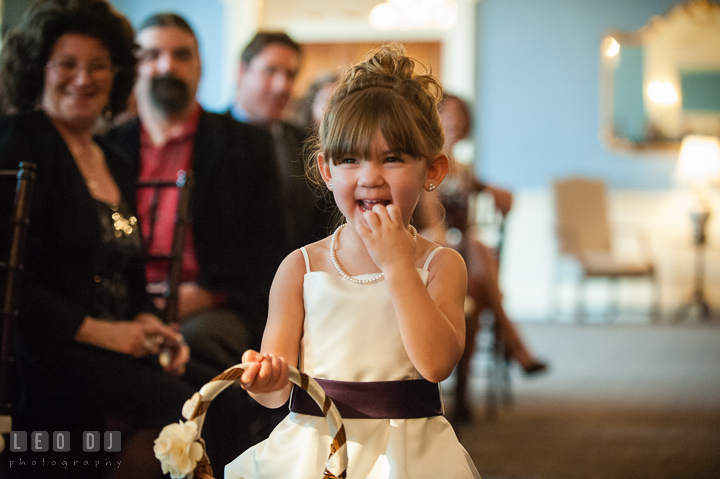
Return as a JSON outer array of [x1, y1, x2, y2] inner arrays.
[[138, 107, 200, 285]]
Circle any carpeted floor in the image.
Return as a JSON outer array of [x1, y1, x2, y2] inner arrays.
[[445, 321, 720, 479]]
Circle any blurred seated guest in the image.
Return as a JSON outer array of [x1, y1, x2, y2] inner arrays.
[[417, 93, 547, 422], [106, 14, 286, 374], [293, 72, 338, 131], [0, 77, 17, 116], [229, 32, 333, 248], [0, 1, 247, 476]]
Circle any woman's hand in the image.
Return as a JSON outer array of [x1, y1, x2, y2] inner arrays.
[[239, 349, 289, 395], [356, 204, 417, 274], [148, 318, 190, 376], [75, 314, 189, 374]]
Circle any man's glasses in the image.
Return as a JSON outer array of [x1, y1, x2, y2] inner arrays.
[[46, 58, 118, 82]]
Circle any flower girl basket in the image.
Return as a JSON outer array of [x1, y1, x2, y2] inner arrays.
[[154, 363, 348, 479]]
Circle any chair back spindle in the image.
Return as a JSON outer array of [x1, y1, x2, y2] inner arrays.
[[164, 170, 193, 324], [136, 170, 194, 324], [0, 161, 36, 439]]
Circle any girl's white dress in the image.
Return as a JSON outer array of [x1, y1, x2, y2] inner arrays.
[[225, 247, 480, 479]]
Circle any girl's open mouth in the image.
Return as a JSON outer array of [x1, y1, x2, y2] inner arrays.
[[358, 199, 391, 211]]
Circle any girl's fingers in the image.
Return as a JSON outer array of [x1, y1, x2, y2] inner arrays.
[[239, 350, 265, 389], [371, 203, 391, 221], [370, 205, 394, 229], [256, 356, 276, 385], [242, 349, 263, 363], [261, 356, 277, 385], [240, 362, 260, 388], [363, 209, 382, 230], [385, 204, 403, 224], [256, 354, 287, 390], [369, 204, 403, 231], [238, 350, 290, 393]]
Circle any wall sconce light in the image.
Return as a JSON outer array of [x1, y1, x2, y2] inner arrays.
[[647, 81, 678, 105], [602, 36, 620, 58], [369, 0, 457, 30]]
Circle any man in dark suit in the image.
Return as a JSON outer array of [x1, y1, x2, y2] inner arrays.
[[229, 32, 334, 249], [106, 14, 285, 372]]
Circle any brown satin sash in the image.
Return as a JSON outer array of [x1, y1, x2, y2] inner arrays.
[[289, 378, 443, 419]]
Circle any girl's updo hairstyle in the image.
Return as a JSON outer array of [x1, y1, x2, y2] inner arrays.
[[308, 44, 445, 187], [0, 0, 137, 118]]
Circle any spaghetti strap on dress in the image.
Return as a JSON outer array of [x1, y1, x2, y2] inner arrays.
[[423, 246, 443, 270], [300, 246, 312, 273]]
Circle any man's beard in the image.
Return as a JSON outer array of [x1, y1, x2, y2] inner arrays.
[[149, 75, 191, 115]]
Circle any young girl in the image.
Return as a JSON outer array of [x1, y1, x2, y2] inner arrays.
[[226, 45, 480, 479]]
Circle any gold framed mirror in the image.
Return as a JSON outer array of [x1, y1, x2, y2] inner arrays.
[[600, 0, 720, 153]]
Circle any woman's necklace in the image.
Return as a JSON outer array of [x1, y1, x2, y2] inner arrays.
[[329, 223, 418, 285], [70, 142, 104, 192]]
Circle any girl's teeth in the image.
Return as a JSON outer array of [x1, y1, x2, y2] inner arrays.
[[360, 199, 388, 211]]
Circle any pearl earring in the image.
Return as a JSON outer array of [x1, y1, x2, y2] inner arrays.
[[328, 181, 333, 191], [427, 183, 437, 191]]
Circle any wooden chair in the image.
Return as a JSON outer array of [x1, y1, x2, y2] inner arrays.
[[453, 189, 512, 423], [553, 177, 659, 321], [483, 212, 514, 421], [99, 171, 195, 473], [0, 162, 36, 450], [136, 170, 194, 324]]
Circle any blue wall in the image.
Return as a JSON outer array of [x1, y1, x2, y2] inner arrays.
[[110, 0, 228, 112], [476, 0, 682, 190]]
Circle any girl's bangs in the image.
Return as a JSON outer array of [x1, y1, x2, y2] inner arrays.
[[324, 89, 432, 163], [324, 105, 379, 163]]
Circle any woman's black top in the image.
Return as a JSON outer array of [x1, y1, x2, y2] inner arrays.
[[0, 110, 152, 369]]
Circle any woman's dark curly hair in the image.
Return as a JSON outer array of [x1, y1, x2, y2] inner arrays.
[[0, 0, 137, 117]]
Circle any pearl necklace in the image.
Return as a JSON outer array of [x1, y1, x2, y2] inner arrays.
[[329, 223, 418, 285]]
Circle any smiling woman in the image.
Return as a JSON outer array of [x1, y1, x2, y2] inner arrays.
[[42, 34, 117, 133]]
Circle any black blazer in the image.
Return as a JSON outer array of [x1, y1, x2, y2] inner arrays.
[[0, 111, 150, 368], [224, 111, 336, 249], [271, 120, 336, 248], [106, 110, 287, 335]]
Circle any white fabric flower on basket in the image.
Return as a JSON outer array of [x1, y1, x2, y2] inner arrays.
[[154, 420, 204, 479]]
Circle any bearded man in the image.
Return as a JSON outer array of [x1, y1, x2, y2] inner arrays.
[[106, 13, 286, 376]]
